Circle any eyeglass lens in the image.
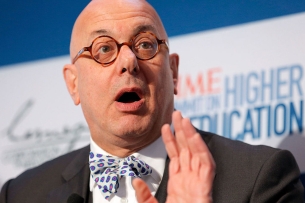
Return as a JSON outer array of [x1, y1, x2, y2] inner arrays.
[[91, 32, 159, 64]]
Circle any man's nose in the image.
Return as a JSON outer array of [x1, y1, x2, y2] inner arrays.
[[115, 45, 140, 75]]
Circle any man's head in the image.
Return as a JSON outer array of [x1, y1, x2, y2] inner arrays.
[[63, 0, 179, 156]]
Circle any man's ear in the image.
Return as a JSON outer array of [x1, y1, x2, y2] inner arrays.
[[63, 64, 80, 105], [169, 53, 179, 95]]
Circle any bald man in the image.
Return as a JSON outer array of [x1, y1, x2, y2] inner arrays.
[[0, 0, 304, 203]]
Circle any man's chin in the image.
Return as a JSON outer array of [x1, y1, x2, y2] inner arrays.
[[108, 110, 160, 138], [113, 124, 150, 138]]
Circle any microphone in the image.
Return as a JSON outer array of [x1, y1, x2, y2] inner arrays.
[[67, 193, 84, 203]]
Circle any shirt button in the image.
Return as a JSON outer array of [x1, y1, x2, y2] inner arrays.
[[121, 198, 128, 203]]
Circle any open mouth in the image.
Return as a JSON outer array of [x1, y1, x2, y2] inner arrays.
[[117, 92, 141, 103]]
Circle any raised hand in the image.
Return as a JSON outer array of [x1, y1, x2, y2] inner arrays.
[[133, 111, 216, 203]]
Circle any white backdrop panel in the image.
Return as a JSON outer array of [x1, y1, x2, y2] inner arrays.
[[0, 57, 89, 187], [171, 12, 305, 173]]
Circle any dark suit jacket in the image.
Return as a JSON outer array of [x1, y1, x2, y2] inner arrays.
[[0, 130, 304, 203]]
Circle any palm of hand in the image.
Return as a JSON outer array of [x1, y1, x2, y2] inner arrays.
[[167, 169, 209, 203]]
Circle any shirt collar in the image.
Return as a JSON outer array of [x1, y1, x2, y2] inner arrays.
[[89, 135, 167, 191]]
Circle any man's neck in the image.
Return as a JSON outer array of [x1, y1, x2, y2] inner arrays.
[[91, 133, 161, 157]]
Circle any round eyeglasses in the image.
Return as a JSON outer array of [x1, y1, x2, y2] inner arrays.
[[72, 32, 169, 65]]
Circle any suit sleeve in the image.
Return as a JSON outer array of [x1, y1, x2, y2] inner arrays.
[[250, 150, 304, 203], [0, 179, 12, 203]]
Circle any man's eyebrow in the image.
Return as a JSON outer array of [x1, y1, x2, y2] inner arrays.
[[134, 25, 157, 34], [89, 25, 158, 41], [90, 29, 109, 39]]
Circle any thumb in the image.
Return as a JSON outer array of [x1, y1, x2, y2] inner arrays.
[[132, 178, 158, 203]]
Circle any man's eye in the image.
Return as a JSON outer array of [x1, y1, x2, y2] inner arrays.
[[99, 46, 111, 54], [139, 42, 153, 49]]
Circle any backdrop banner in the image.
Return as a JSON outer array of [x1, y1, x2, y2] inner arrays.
[[0, 57, 89, 187], [171, 12, 305, 174], [0, 12, 304, 188]]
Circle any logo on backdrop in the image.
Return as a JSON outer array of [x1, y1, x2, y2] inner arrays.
[[0, 99, 90, 169], [175, 64, 304, 141]]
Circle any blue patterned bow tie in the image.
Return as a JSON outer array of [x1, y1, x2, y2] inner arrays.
[[89, 152, 152, 200]]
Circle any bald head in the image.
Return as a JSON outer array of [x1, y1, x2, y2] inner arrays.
[[63, 0, 179, 156], [70, 0, 168, 62]]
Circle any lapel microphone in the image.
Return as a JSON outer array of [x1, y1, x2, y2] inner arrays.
[[67, 193, 84, 203]]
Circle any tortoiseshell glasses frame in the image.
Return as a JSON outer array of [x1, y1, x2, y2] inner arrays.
[[72, 31, 169, 66]]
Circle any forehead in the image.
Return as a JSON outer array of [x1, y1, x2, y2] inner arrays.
[[77, 0, 164, 43]]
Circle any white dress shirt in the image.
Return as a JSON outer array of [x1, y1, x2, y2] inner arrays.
[[89, 136, 167, 203]]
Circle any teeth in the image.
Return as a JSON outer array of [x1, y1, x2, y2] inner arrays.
[[118, 92, 140, 103]]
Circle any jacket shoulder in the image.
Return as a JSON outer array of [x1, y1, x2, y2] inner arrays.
[[0, 145, 90, 203], [198, 131, 303, 202], [199, 130, 280, 159], [15, 145, 89, 180]]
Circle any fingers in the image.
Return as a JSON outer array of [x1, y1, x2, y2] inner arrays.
[[164, 111, 216, 178], [162, 111, 199, 160], [174, 112, 213, 162], [168, 157, 179, 175], [172, 111, 188, 150], [180, 148, 191, 172], [161, 124, 178, 159], [183, 123, 215, 182], [132, 178, 158, 203], [199, 160, 215, 187], [167, 111, 208, 154], [181, 116, 197, 138], [191, 155, 200, 174], [163, 111, 215, 203]]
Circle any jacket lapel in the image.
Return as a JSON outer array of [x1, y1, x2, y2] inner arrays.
[[47, 146, 92, 203], [155, 156, 170, 203]]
